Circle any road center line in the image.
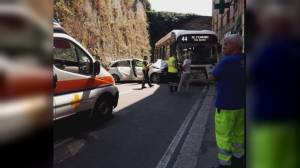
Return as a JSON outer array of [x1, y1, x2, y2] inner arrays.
[[155, 86, 208, 168]]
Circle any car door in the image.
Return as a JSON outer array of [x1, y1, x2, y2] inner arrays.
[[116, 60, 131, 81], [53, 37, 94, 120], [132, 59, 144, 80], [109, 62, 119, 76]]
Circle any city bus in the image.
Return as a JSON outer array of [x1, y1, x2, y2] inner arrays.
[[154, 30, 219, 82]]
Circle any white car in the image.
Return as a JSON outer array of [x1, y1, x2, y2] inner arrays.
[[148, 59, 168, 83], [108, 59, 167, 83]]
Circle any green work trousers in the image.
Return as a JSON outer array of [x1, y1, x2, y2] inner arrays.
[[215, 108, 245, 166], [250, 123, 299, 168]]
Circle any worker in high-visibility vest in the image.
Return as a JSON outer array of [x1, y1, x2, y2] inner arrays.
[[249, 4, 299, 168], [141, 60, 153, 89], [208, 34, 245, 168], [167, 55, 179, 92]]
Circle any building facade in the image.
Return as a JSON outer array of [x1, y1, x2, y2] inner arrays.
[[212, 0, 244, 44]]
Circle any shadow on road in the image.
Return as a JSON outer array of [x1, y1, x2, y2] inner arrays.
[[54, 112, 114, 142], [54, 83, 208, 168]]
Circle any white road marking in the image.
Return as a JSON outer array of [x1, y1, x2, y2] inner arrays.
[[67, 139, 86, 156], [54, 138, 86, 164], [54, 138, 74, 149], [155, 87, 208, 168]]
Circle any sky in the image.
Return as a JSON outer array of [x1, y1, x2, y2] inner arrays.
[[148, 0, 212, 16]]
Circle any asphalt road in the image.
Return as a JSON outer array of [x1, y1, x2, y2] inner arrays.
[[54, 83, 207, 168]]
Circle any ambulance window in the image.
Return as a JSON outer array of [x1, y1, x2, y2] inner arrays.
[[118, 61, 130, 67], [76, 47, 93, 75], [54, 38, 79, 74]]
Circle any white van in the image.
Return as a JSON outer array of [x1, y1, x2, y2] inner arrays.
[[53, 24, 119, 120]]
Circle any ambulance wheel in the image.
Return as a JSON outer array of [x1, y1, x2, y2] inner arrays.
[[112, 74, 120, 83], [94, 96, 113, 118]]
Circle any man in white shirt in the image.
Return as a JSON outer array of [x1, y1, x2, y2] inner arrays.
[[177, 55, 192, 92]]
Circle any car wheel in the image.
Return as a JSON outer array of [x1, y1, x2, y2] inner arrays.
[[150, 73, 160, 83], [112, 74, 120, 83], [94, 96, 113, 118]]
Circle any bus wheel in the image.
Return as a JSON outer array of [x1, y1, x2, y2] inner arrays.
[[150, 73, 160, 83], [112, 74, 120, 83], [94, 95, 113, 118]]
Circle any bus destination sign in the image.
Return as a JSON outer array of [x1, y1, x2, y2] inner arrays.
[[179, 35, 216, 43]]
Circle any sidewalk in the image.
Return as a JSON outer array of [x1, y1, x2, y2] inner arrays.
[[172, 85, 245, 168], [172, 86, 219, 168]]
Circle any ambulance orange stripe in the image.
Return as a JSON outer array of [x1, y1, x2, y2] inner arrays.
[[1, 75, 51, 100], [54, 76, 114, 95]]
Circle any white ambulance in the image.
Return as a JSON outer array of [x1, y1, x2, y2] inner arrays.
[[53, 23, 119, 120]]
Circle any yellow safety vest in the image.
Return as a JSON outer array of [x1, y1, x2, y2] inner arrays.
[[142, 61, 149, 71], [167, 56, 178, 73]]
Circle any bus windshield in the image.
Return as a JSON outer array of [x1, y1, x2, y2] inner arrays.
[[177, 43, 217, 65]]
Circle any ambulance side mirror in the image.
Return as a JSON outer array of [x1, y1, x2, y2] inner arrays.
[[93, 61, 101, 76]]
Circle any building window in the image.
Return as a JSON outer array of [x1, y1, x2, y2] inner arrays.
[[233, 13, 235, 22], [216, 15, 218, 30], [234, 0, 238, 12], [221, 15, 223, 29], [226, 9, 230, 25]]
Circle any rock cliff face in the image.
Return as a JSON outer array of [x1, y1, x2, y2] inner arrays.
[[55, 0, 151, 64]]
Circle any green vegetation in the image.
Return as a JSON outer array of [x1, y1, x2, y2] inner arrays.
[[147, 11, 211, 58]]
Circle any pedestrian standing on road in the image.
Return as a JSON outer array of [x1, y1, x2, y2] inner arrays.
[[141, 60, 153, 89], [177, 55, 191, 92], [208, 34, 246, 168], [167, 55, 179, 92]]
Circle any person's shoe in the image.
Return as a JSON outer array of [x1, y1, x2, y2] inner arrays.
[[150, 85, 153, 87], [141, 86, 146, 89]]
